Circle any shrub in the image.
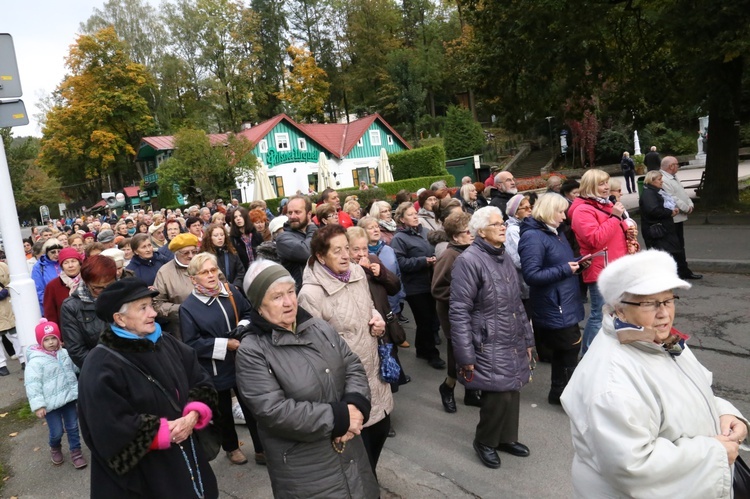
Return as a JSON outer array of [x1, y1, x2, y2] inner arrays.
[[740, 124, 750, 147], [595, 127, 631, 164], [390, 145, 448, 180], [443, 105, 485, 159], [641, 122, 696, 156]]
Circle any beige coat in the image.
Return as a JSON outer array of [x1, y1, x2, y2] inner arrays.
[[299, 263, 393, 427], [0, 263, 15, 331], [153, 260, 194, 339]]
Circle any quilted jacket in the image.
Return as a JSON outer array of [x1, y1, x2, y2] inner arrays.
[[24, 346, 78, 412]]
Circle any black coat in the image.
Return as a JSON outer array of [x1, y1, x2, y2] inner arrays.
[[390, 225, 434, 296], [59, 285, 108, 368], [78, 328, 219, 499], [489, 189, 515, 219], [229, 230, 263, 270], [214, 247, 246, 290], [644, 150, 662, 171], [639, 184, 681, 253]]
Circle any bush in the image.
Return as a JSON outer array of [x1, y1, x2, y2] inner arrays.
[[741, 124, 750, 147], [443, 105, 485, 159], [641, 122, 696, 156], [596, 127, 631, 164], [390, 145, 448, 180]]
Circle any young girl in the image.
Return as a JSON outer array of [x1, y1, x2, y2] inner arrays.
[[24, 319, 87, 468]]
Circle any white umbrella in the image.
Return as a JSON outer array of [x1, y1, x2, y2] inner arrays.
[[377, 148, 393, 184], [253, 161, 277, 200], [317, 152, 331, 191]]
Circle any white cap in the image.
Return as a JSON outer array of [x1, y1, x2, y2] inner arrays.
[[598, 250, 691, 305], [268, 216, 288, 235]]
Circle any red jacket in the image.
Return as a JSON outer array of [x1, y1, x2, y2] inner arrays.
[[568, 197, 629, 284], [43, 277, 74, 326]]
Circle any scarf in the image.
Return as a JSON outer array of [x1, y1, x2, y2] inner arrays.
[[320, 263, 351, 283], [240, 233, 255, 265], [195, 281, 224, 298], [592, 196, 612, 206], [659, 189, 677, 210], [368, 240, 385, 255], [29, 344, 58, 359], [76, 283, 95, 304], [111, 323, 163, 344], [60, 272, 81, 295], [378, 219, 397, 232]]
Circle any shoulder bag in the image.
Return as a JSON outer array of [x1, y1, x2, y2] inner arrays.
[[648, 223, 666, 239]]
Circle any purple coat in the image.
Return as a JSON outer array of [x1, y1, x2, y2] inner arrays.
[[449, 238, 534, 392]]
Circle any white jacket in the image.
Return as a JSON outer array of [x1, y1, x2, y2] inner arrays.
[[561, 314, 747, 498], [660, 169, 693, 223]]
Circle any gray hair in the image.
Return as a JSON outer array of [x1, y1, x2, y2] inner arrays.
[[187, 252, 218, 276], [369, 201, 391, 218], [468, 206, 502, 237], [430, 180, 447, 191]]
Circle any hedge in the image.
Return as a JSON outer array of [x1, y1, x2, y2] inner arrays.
[[390, 145, 448, 180]]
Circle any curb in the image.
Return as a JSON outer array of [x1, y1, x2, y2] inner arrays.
[[688, 259, 750, 275]]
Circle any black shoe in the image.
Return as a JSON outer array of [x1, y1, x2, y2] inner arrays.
[[397, 314, 409, 324], [496, 442, 530, 457], [399, 375, 411, 385], [0, 366, 9, 376], [434, 333, 442, 346], [464, 389, 482, 407], [439, 382, 457, 413], [388, 426, 396, 438], [682, 272, 703, 280], [473, 440, 501, 469], [427, 357, 446, 370]]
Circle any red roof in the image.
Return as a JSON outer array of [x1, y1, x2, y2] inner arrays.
[[140, 133, 229, 152], [89, 199, 107, 210], [123, 186, 140, 198]]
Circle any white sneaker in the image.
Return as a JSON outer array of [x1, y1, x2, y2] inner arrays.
[[232, 401, 246, 425], [10, 355, 17, 360]]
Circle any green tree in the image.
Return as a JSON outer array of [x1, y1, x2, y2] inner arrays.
[[38, 27, 155, 202], [251, 0, 288, 118], [156, 128, 257, 200], [443, 105, 484, 159]]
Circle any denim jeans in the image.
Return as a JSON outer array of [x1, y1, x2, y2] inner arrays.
[[45, 401, 81, 451], [581, 283, 604, 356]]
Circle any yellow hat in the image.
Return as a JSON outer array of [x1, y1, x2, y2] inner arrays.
[[168, 233, 200, 252]]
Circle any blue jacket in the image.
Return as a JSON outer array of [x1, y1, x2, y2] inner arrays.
[[180, 283, 252, 391], [31, 256, 60, 312], [24, 346, 79, 412], [518, 217, 584, 329], [126, 252, 169, 286]]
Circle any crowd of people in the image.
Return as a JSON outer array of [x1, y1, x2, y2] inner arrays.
[[2, 159, 746, 498]]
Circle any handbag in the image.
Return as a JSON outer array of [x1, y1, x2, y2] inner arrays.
[[95, 344, 222, 461], [377, 339, 401, 384], [648, 223, 666, 239], [384, 311, 406, 345], [734, 455, 750, 499]]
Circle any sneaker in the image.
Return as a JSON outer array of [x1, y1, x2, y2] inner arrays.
[[10, 355, 17, 360], [397, 314, 409, 324], [70, 449, 88, 469], [50, 446, 64, 465], [226, 449, 248, 465], [0, 366, 9, 376], [232, 401, 246, 425]]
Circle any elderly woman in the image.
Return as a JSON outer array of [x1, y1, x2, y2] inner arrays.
[[460, 183, 480, 215], [417, 189, 442, 232], [316, 203, 340, 227], [569, 169, 630, 354], [43, 248, 83, 326], [180, 253, 264, 466], [298, 225, 393, 475], [230, 207, 262, 269], [126, 234, 170, 286], [519, 193, 585, 405], [451, 206, 535, 469], [236, 260, 379, 498], [503, 194, 533, 304], [369, 201, 398, 245], [344, 199, 362, 225], [78, 278, 219, 498], [561, 250, 748, 497], [32, 239, 63, 313], [431, 211, 480, 412], [639, 170, 682, 256], [390, 202, 445, 369], [201, 223, 246, 290]]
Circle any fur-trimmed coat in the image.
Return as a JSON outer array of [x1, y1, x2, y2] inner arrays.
[[78, 328, 219, 499]]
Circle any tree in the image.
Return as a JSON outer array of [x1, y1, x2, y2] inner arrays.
[[156, 128, 257, 201], [38, 27, 155, 202], [276, 46, 330, 122], [251, 0, 288, 118], [443, 105, 484, 159]]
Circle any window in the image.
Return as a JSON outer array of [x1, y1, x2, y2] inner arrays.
[[357, 137, 363, 147], [369, 130, 381, 146], [297, 137, 307, 151], [275, 133, 290, 151], [270, 176, 285, 198], [308, 174, 318, 193], [259, 139, 268, 153], [387, 135, 394, 145]]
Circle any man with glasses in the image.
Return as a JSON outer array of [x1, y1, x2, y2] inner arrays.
[[659, 156, 702, 279], [152, 233, 201, 340], [489, 171, 519, 220]]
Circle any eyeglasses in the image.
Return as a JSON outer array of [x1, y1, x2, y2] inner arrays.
[[48, 249, 61, 254], [196, 267, 219, 277], [89, 281, 115, 292], [620, 296, 679, 312], [325, 213, 339, 219], [486, 222, 505, 229]]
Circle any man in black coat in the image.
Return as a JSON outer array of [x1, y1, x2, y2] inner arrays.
[[275, 195, 317, 289], [489, 171, 518, 220], [644, 146, 661, 171]]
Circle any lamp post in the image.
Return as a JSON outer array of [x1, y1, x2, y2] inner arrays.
[[545, 116, 554, 156]]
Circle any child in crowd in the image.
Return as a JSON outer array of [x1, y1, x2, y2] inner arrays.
[[24, 319, 87, 468]]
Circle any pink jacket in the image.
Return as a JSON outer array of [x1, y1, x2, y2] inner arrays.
[[569, 197, 629, 284]]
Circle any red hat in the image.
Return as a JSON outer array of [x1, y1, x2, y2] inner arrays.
[[83, 232, 96, 240], [58, 247, 83, 264], [35, 318, 62, 345]]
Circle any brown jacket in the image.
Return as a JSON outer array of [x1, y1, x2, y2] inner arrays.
[[153, 260, 193, 339], [0, 263, 15, 332]]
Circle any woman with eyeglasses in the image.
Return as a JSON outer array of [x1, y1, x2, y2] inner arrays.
[[32, 239, 64, 313], [561, 250, 748, 498], [180, 253, 265, 466], [369, 201, 398, 245], [519, 193, 585, 405], [450, 206, 534, 469], [316, 203, 340, 227]]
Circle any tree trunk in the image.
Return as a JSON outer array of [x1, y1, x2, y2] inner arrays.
[[703, 58, 743, 207]]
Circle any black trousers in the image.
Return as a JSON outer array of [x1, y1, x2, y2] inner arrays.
[[623, 169, 636, 193], [360, 413, 390, 478], [405, 293, 440, 360], [216, 388, 263, 453], [445, 337, 457, 380], [475, 391, 520, 447], [673, 221, 691, 276]]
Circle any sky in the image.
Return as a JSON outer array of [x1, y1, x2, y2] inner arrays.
[[1, 1, 111, 137]]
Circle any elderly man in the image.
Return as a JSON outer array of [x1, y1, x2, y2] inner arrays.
[[659, 157, 702, 280], [199, 207, 212, 228], [546, 176, 562, 193], [152, 233, 200, 340], [96, 230, 116, 249], [276, 195, 318, 289], [644, 146, 661, 171], [489, 171, 518, 219]]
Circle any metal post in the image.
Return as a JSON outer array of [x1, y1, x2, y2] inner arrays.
[[0, 138, 41, 353]]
